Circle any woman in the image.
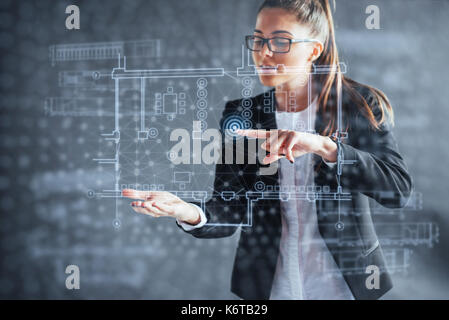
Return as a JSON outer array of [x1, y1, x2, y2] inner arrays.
[[123, 0, 413, 300]]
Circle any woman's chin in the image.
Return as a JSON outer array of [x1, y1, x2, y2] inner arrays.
[[258, 74, 295, 87], [258, 75, 282, 87]]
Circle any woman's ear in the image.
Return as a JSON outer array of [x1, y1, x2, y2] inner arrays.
[[310, 42, 324, 62]]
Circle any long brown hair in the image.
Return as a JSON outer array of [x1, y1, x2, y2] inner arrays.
[[258, 0, 394, 136]]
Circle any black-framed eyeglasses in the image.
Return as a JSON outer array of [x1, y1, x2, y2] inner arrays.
[[245, 35, 322, 53]]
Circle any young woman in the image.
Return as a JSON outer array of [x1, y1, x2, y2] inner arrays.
[[123, 0, 413, 300]]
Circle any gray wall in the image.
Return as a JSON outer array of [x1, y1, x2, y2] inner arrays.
[[0, 0, 448, 299]]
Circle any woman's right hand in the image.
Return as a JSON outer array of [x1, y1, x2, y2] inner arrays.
[[122, 189, 201, 225]]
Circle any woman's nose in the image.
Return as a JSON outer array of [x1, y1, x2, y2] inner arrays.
[[259, 42, 273, 58]]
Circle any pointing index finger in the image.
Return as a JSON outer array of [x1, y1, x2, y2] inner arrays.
[[122, 189, 173, 201], [236, 129, 270, 139], [122, 189, 152, 200]]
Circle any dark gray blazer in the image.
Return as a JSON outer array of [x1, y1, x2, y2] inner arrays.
[[177, 81, 413, 300]]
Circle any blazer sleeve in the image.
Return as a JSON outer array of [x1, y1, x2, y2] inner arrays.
[[333, 90, 414, 208], [176, 100, 256, 238]]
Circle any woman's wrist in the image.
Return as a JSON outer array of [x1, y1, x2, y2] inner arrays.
[[181, 203, 202, 225], [316, 136, 338, 162]]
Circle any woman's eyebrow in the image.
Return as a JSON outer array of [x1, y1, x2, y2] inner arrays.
[[253, 29, 293, 36], [272, 30, 293, 36]]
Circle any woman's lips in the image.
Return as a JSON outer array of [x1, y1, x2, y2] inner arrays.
[[256, 65, 278, 74], [256, 64, 287, 75]]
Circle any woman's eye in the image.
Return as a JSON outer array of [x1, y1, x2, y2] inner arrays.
[[273, 38, 289, 47]]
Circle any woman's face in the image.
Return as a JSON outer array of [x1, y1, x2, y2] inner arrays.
[[252, 8, 322, 87]]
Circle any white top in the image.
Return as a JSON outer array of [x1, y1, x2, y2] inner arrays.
[[177, 97, 354, 300], [268, 98, 354, 300]]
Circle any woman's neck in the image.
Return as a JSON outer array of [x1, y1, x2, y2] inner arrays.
[[274, 76, 312, 112]]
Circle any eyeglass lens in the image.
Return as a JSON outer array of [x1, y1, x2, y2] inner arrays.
[[247, 36, 291, 53]]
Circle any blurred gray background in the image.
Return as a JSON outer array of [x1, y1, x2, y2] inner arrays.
[[0, 0, 448, 299]]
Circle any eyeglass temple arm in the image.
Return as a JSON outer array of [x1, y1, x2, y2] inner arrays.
[[291, 39, 323, 46]]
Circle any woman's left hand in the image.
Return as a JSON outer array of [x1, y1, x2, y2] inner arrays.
[[236, 129, 338, 165]]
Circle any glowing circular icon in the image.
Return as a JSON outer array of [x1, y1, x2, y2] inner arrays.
[[87, 190, 95, 198], [148, 128, 159, 138], [113, 219, 121, 229], [335, 221, 345, 231], [244, 120, 252, 129], [197, 110, 207, 120], [254, 181, 266, 191], [197, 78, 207, 88], [197, 99, 207, 110], [92, 71, 101, 80], [167, 151, 177, 161], [242, 88, 252, 98], [199, 120, 207, 130], [197, 89, 207, 99], [242, 109, 253, 119], [242, 77, 253, 87], [222, 115, 245, 139], [242, 99, 253, 109]]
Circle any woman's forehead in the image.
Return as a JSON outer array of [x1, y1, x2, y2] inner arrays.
[[255, 7, 312, 37]]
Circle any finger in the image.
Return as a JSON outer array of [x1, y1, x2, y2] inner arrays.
[[151, 202, 175, 216], [144, 191, 178, 200], [131, 204, 160, 217], [142, 201, 165, 216], [283, 133, 296, 163], [122, 189, 152, 200], [123, 189, 174, 201], [131, 201, 144, 210], [236, 129, 270, 139], [132, 202, 163, 217], [265, 131, 287, 154], [263, 153, 285, 165], [261, 130, 276, 150], [131, 201, 163, 216]]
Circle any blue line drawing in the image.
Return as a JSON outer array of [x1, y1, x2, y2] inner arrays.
[[49, 39, 161, 66], [174, 172, 191, 190], [89, 50, 352, 229], [320, 247, 413, 276]]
